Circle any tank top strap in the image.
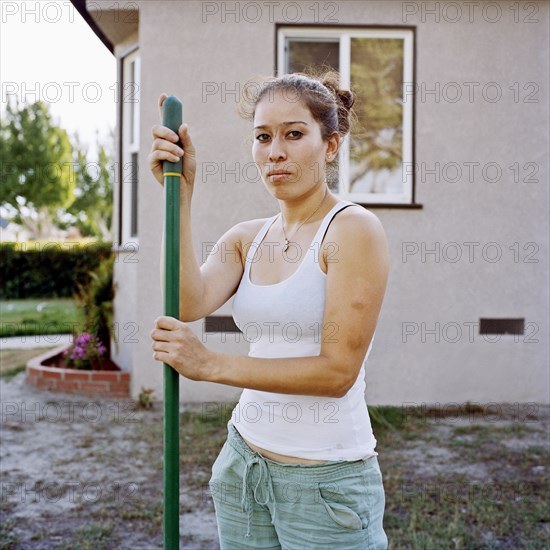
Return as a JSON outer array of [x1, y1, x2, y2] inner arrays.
[[310, 200, 362, 249], [243, 200, 361, 275], [243, 214, 280, 274]]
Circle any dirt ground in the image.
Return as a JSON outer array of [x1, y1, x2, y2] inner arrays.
[[1, 366, 548, 549], [0, 372, 220, 549]]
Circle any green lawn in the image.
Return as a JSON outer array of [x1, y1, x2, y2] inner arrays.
[[0, 298, 84, 338]]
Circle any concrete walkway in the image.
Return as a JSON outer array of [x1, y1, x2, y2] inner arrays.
[[1, 334, 74, 350]]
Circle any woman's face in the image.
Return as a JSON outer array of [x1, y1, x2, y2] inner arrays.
[[252, 88, 338, 197]]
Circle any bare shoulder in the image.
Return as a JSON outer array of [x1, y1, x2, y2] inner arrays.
[[237, 216, 273, 245], [240, 216, 273, 234], [233, 216, 274, 264], [322, 205, 389, 287], [325, 205, 388, 250]]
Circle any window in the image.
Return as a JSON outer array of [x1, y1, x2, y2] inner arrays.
[[278, 27, 415, 205], [130, 152, 138, 237], [120, 48, 140, 243]]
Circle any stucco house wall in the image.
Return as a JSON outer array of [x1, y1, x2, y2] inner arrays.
[[78, 0, 549, 406]]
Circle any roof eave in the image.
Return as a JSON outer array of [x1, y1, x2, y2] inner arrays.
[[70, 0, 114, 55]]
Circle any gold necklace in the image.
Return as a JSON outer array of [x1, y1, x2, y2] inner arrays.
[[281, 188, 328, 252]]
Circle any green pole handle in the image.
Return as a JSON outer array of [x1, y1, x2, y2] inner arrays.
[[162, 95, 182, 550]]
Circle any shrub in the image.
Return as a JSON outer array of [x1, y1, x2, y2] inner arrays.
[[74, 255, 115, 357], [0, 241, 113, 299]]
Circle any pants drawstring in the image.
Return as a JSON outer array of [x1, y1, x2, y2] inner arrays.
[[241, 454, 276, 538]]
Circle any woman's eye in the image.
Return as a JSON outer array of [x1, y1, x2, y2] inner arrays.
[[255, 131, 302, 142]]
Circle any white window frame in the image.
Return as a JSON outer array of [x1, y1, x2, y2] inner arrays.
[[121, 48, 141, 245], [277, 27, 414, 205]]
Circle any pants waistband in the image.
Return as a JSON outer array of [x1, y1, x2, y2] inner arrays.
[[224, 420, 378, 540], [226, 420, 377, 479]]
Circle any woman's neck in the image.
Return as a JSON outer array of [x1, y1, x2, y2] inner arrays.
[[278, 188, 339, 229]]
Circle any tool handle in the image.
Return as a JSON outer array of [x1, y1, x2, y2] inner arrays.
[[162, 95, 183, 176]]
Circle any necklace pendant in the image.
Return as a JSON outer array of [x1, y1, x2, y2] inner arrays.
[[283, 239, 289, 252]]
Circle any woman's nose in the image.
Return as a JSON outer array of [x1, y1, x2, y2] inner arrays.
[[268, 137, 286, 161]]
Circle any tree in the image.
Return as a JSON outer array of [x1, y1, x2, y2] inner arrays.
[[349, 38, 404, 191], [0, 98, 75, 239], [63, 131, 114, 240]]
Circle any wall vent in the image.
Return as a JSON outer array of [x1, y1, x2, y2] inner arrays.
[[479, 318, 524, 335], [204, 316, 241, 333]]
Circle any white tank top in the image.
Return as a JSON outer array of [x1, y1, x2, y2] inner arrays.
[[230, 200, 379, 461]]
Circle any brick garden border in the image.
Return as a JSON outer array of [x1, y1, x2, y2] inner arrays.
[[26, 345, 130, 398]]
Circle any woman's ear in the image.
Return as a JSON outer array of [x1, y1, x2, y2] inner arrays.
[[326, 132, 340, 161]]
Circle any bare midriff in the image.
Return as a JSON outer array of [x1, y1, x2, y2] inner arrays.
[[240, 433, 327, 464]]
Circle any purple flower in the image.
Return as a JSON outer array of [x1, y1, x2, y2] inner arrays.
[[66, 333, 108, 368], [76, 333, 93, 346]]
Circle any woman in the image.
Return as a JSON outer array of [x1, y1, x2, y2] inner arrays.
[[149, 71, 390, 549]]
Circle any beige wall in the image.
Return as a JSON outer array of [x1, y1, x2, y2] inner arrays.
[[104, 1, 549, 406]]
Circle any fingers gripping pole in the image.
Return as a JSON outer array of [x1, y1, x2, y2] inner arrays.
[[162, 95, 182, 549]]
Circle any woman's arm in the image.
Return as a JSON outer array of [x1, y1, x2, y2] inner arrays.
[[206, 353, 345, 398], [151, 208, 389, 399], [158, 190, 206, 321], [149, 92, 205, 321]]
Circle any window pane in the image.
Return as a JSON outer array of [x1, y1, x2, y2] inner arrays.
[[287, 40, 339, 74], [130, 152, 138, 237], [350, 38, 404, 195], [129, 60, 136, 145]]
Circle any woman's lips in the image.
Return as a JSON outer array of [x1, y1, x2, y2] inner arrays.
[[268, 173, 291, 180]]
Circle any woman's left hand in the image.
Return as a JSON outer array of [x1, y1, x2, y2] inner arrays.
[[150, 316, 212, 381]]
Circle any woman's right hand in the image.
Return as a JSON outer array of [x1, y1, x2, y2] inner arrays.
[[148, 93, 197, 192]]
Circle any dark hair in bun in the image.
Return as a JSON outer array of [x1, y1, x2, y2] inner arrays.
[[318, 72, 357, 137]]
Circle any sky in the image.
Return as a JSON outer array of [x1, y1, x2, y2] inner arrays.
[[1, 0, 117, 158]]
